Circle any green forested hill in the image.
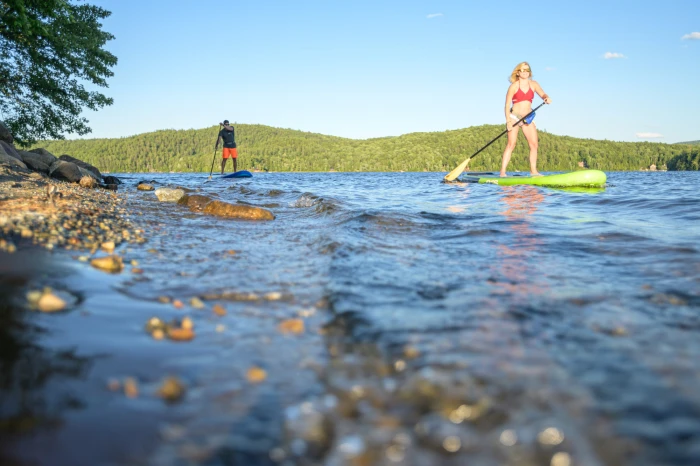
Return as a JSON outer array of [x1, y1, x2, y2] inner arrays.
[[677, 140, 700, 145], [667, 148, 700, 170], [29, 124, 697, 173]]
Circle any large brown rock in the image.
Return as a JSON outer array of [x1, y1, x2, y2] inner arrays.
[[27, 148, 57, 166], [178, 194, 213, 211], [58, 154, 101, 179], [203, 200, 275, 220], [18, 150, 51, 174], [0, 140, 22, 161], [0, 121, 12, 145], [49, 160, 82, 182]]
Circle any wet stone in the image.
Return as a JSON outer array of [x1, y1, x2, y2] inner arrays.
[[157, 376, 187, 403], [155, 187, 185, 202], [90, 255, 124, 273], [202, 200, 275, 221]]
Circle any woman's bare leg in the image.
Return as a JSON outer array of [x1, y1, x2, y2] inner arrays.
[[500, 125, 520, 176], [521, 123, 541, 176]]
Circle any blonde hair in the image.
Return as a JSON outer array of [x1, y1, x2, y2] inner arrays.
[[509, 62, 532, 83]]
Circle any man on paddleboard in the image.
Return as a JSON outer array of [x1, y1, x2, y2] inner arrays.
[[215, 120, 238, 174]]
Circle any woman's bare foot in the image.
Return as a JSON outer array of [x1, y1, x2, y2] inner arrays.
[[499, 172, 508, 177], [530, 172, 543, 177]]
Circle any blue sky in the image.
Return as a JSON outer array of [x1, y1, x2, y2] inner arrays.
[[82, 0, 699, 143]]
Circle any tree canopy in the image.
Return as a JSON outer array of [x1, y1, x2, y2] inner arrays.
[[0, 0, 117, 144], [31, 123, 698, 173]]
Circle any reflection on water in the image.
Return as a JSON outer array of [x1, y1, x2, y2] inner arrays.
[[1, 172, 699, 466], [492, 186, 547, 299]]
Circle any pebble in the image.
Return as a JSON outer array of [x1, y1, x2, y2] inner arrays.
[[278, 318, 305, 335], [37, 291, 67, 312], [167, 327, 195, 341], [124, 377, 139, 398], [101, 241, 115, 252], [157, 376, 186, 402], [247, 366, 267, 383], [190, 297, 205, 309], [90, 255, 124, 273]]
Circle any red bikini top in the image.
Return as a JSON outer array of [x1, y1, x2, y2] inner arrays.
[[512, 81, 534, 104]]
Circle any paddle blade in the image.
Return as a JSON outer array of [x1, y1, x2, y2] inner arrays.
[[444, 158, 471, 182]]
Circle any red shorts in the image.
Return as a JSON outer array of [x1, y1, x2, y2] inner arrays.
[[222, 148, 238, 159]]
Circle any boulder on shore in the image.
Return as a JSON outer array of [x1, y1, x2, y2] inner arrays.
[[202, 200, 275, 221], [0, 140, 23, 162], [49, 160, 83, 182], [59, 154, 102, 179], [28, 148, 57, 166], [19, 150, 51, 174], [0, 150, 27, 170]]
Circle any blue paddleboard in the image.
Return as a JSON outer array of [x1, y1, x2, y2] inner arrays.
[[221, 170, 253, 179]]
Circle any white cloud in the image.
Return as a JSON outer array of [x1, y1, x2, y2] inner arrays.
[[603, 52, 626, 59], [681, 32, 700, 40], [636, 132, 664, 139], [545, 67, 555, 71], [426, 13, 443, 19]]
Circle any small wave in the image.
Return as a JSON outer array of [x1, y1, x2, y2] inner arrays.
[[291, 193, 341, 215]]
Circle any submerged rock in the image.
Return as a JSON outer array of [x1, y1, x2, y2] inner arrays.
[[103, 175, 123, 185], [178, 194, 213, 211], [137, 183, 155, 191], [155, 187, 185, 202], [203, 200, 275, 220]]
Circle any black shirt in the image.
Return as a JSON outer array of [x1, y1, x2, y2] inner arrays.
[[219, 127, 236, 148]]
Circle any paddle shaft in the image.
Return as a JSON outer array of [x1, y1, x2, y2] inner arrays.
[[207, 123, 222, 180], [443, 101, 546, 181], [469, 102, 545, 161]]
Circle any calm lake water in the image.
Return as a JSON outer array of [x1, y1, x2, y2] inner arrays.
[[2, 171, 699, 466]]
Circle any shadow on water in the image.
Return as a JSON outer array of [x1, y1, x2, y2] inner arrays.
[[0, 252, 95, 464]]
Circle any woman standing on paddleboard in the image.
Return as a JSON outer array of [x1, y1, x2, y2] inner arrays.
[[501, 62, 551, 177]]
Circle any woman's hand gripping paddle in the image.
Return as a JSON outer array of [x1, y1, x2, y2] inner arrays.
[[443, 102, 545, 182]]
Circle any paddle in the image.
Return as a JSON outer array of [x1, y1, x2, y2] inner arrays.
[[443, 102, 546, 182], [207, 123, 223, 181]]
